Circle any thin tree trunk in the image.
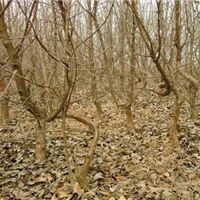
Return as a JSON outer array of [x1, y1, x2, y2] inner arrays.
[[0, 79, 9, 126], [93, 1, 118, 106], [78, 125, 99, 189], [169, 0, 182, 149], [87, 0, 102, 120], [62, 110, 74, 184], [118, 5, 126, 93], [188, 84, 198, 120], [35, 119, 46, 161], [124, 104, 134, 132], [123, 2, 138, 132], [66, 114, 100, 189], [0, 99, 9, 126], [169, 96, 181, 149]]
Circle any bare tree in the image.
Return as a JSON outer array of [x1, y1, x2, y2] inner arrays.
[[87, 0, 103, 120], [0, 0, 77, 160]]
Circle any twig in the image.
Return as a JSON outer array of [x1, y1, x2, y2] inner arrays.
[[0, 0, 13, 18]]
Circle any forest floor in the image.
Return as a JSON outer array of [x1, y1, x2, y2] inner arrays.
[[0, 91, 200, 200]]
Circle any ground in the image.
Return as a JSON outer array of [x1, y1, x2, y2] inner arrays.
[[0, 92, 200, 200]]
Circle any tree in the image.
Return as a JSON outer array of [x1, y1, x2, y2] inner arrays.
[[0, 0, 77, 160]]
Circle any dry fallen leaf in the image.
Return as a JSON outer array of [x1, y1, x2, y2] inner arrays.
[[51, 183, 71, 200], [72, 182, 83, 197], [118, 195, 126, 200], [35, 172, 53, 183], [93, 172, 104, 180]]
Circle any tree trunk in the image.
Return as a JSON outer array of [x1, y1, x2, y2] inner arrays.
[[188, 85, 198, 120], [0, 98, 9, 126], [169, 0, 181, 149], [93, 2, 118, 107], [124, 104, 134, 132], [35, 119, 46, 161], [169, 97, 181, 149], [87, 0, 103, 120], [66, 114, 100, 190], [0, 79, 9, 126], [78, 125, 99, 189]]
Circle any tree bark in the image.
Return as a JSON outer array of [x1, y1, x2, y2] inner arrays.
[[188, 84, 198, 120], [0, 79, 9, 126], [35, 119, 46, 161], [87, 0, 103, 120], [0, 98, 9, 126], [169, 96, 181, 149]]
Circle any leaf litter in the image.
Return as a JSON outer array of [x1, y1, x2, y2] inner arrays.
[[0, 92, 200, 199]]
